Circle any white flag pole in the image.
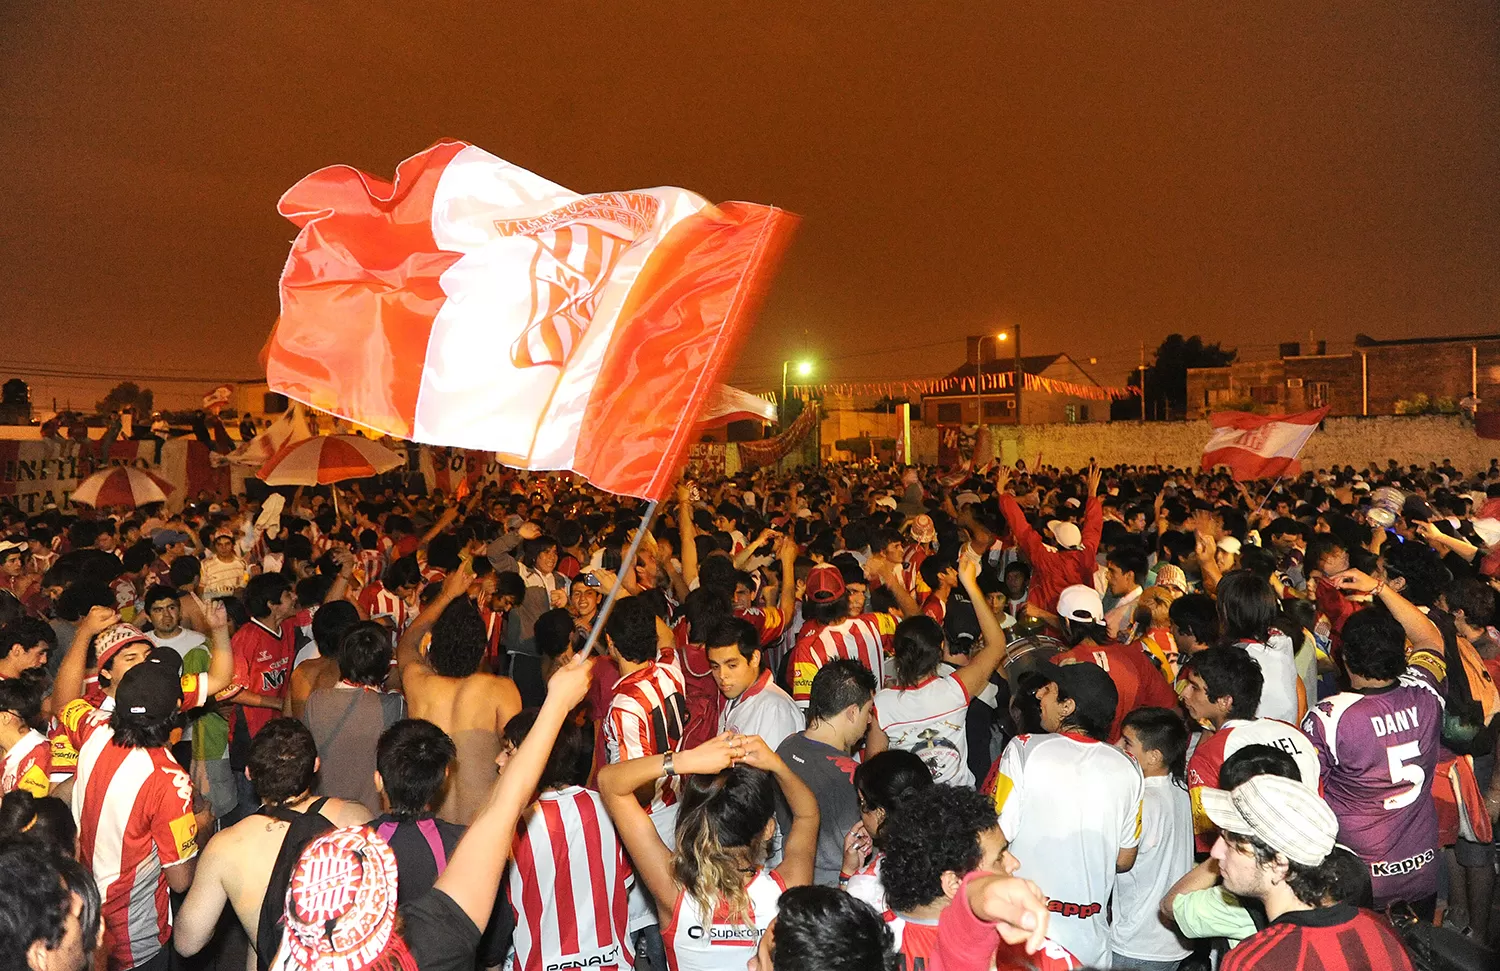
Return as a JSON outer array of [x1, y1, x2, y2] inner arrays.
[[578, 499, 661, 661]]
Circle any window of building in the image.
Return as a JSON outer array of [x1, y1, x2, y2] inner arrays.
[[1249, 385, 1279, 405], [936, 402, 962, 423], [982, 399, 1012, 419], [1064, 404, 1090, 423], [1308, 381, 1330, 408]]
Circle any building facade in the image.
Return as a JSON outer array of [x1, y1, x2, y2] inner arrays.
[[921, 337, 1108, 425], [1186, 334, 1500, 419]]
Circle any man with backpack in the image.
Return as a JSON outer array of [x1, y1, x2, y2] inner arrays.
[[172, 719, 371, 969]]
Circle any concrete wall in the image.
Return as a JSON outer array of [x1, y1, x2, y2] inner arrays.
[[911, 415, 1500, 473]]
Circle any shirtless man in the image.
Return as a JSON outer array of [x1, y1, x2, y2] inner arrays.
[[173, 719, 370, 970], [397, 563, 523, 824]]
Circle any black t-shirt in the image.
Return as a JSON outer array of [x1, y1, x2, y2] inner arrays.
[[374, 813, 512, 966], [371, 813, 467, 904], [401, 889, 482, 971]]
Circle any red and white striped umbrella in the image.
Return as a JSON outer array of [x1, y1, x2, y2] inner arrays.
[[258, 434, 405, 485], [71, 465, 175, 508]]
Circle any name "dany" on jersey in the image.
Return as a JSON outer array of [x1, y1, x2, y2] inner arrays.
[[1370, 705, 1420, 738]]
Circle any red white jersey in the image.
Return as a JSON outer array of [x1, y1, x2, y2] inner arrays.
[[355, 547, 386, 587], [1, 728, 51, 797], [735, 606, 788, 646], [50, 677, 212, 779], [664, 868, 784, 971], [787, 612, 899, 709], [844, 853, 888, 917], [508, 786, 633, 971], [1186, 718, 1320, 853], [604, 661, 688, 815], [359, 581, 414, 633], [921, 592, 948, 625], [71, 720, 198, 970]]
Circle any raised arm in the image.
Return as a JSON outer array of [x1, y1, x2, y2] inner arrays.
[[996, 468, 1047, 565], [1331, 568, 1443, 655], [952, 559, 1009, 699], [1079, 462, 1104, 562], [397, 562, 474, 688], [776, 536, 798, 622], [598, 734, 738, 918], [677, 483, 699, 589], [739, 735, 820, 888], [433, 654, 593, 929], [53, 606, 118, 710], [867, 556, 920, 617], [201, 600, 236, 697]]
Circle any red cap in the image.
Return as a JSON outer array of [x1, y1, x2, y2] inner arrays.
[[804, 563, 846, 603]]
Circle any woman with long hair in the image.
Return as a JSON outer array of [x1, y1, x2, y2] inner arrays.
[[866, 558, 1009, 785], [598, 732, 819, 970], [1215, 570, 1300, 722]]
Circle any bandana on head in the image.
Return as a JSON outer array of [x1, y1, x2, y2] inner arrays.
[[271, 827, 406, 971]]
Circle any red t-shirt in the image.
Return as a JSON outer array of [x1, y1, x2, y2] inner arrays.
[[1054, 641, 1178, 743], [230, 619, 296, 739]]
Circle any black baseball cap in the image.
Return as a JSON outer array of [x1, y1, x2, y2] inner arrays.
[[1035, 660, 1118, 735], [115, 659, 183, 722]]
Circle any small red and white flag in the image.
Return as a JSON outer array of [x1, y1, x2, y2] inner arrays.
[[697, 385, 777, 429], [265, 140, 795, 500], [1200, 407, 1329, 481]]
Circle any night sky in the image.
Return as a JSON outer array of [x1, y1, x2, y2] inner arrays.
[[3, 3, 1496, 410]]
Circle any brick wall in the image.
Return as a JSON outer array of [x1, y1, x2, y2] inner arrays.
[[911, 415, 1500, 473]]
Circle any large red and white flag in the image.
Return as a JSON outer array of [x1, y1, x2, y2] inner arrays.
[[1201, 407, 1329, 480], [264, 140, 795, 500]]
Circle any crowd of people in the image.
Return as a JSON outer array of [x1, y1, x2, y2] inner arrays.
[[2, 453, 1500, 971]]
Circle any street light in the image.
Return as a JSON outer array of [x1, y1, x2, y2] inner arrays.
[[974, 329, 1020, 427], [781, 359, 814, 426]]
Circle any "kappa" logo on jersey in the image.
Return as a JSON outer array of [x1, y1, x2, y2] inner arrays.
[[1047, 898, 1103, 919]]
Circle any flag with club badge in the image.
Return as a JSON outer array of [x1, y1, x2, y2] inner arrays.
[[263, 140, 796, 500]]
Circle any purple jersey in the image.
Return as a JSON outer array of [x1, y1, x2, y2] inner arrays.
[[1301, 649, 1446, 905]]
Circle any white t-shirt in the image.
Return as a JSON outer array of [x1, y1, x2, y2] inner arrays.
[[994, 732, 1144, 968], [147, 627, 208, 665], [719, 671, 804, 753], [147, 628, 209, 741], [1237, 632, 1299, 723], [1108, 776, 1194, 962], [874, 673, 973, 786]]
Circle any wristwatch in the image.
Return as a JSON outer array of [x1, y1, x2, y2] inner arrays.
[[662, 752, 676, 777]]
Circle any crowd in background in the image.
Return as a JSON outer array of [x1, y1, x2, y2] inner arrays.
[[2, 454, 1499, 971]]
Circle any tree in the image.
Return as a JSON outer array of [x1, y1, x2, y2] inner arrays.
[[0, 378, 31, 425], [1135, 334, 1235, 420], [96, 381, 154, 416]]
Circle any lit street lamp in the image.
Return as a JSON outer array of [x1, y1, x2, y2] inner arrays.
[[781, 359, 813, 426], [975, 327, 1021, 426]]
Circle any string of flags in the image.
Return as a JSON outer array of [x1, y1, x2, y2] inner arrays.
[[784, 370, 1138, 402]]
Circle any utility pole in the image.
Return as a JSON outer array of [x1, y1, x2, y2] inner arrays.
[[1138, 341, 1147, 422]]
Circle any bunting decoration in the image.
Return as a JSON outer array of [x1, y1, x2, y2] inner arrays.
[[783, 370, 1136, 402]]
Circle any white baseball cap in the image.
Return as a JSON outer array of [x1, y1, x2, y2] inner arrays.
[[1056, 584, 1104, 625], [874, 496, 898, 510], [1046, 520, 1083, 550], [1200, 774, 1338, 867]]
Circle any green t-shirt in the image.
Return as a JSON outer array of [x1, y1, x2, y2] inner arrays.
[[1172, 887, 1258, 948]]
